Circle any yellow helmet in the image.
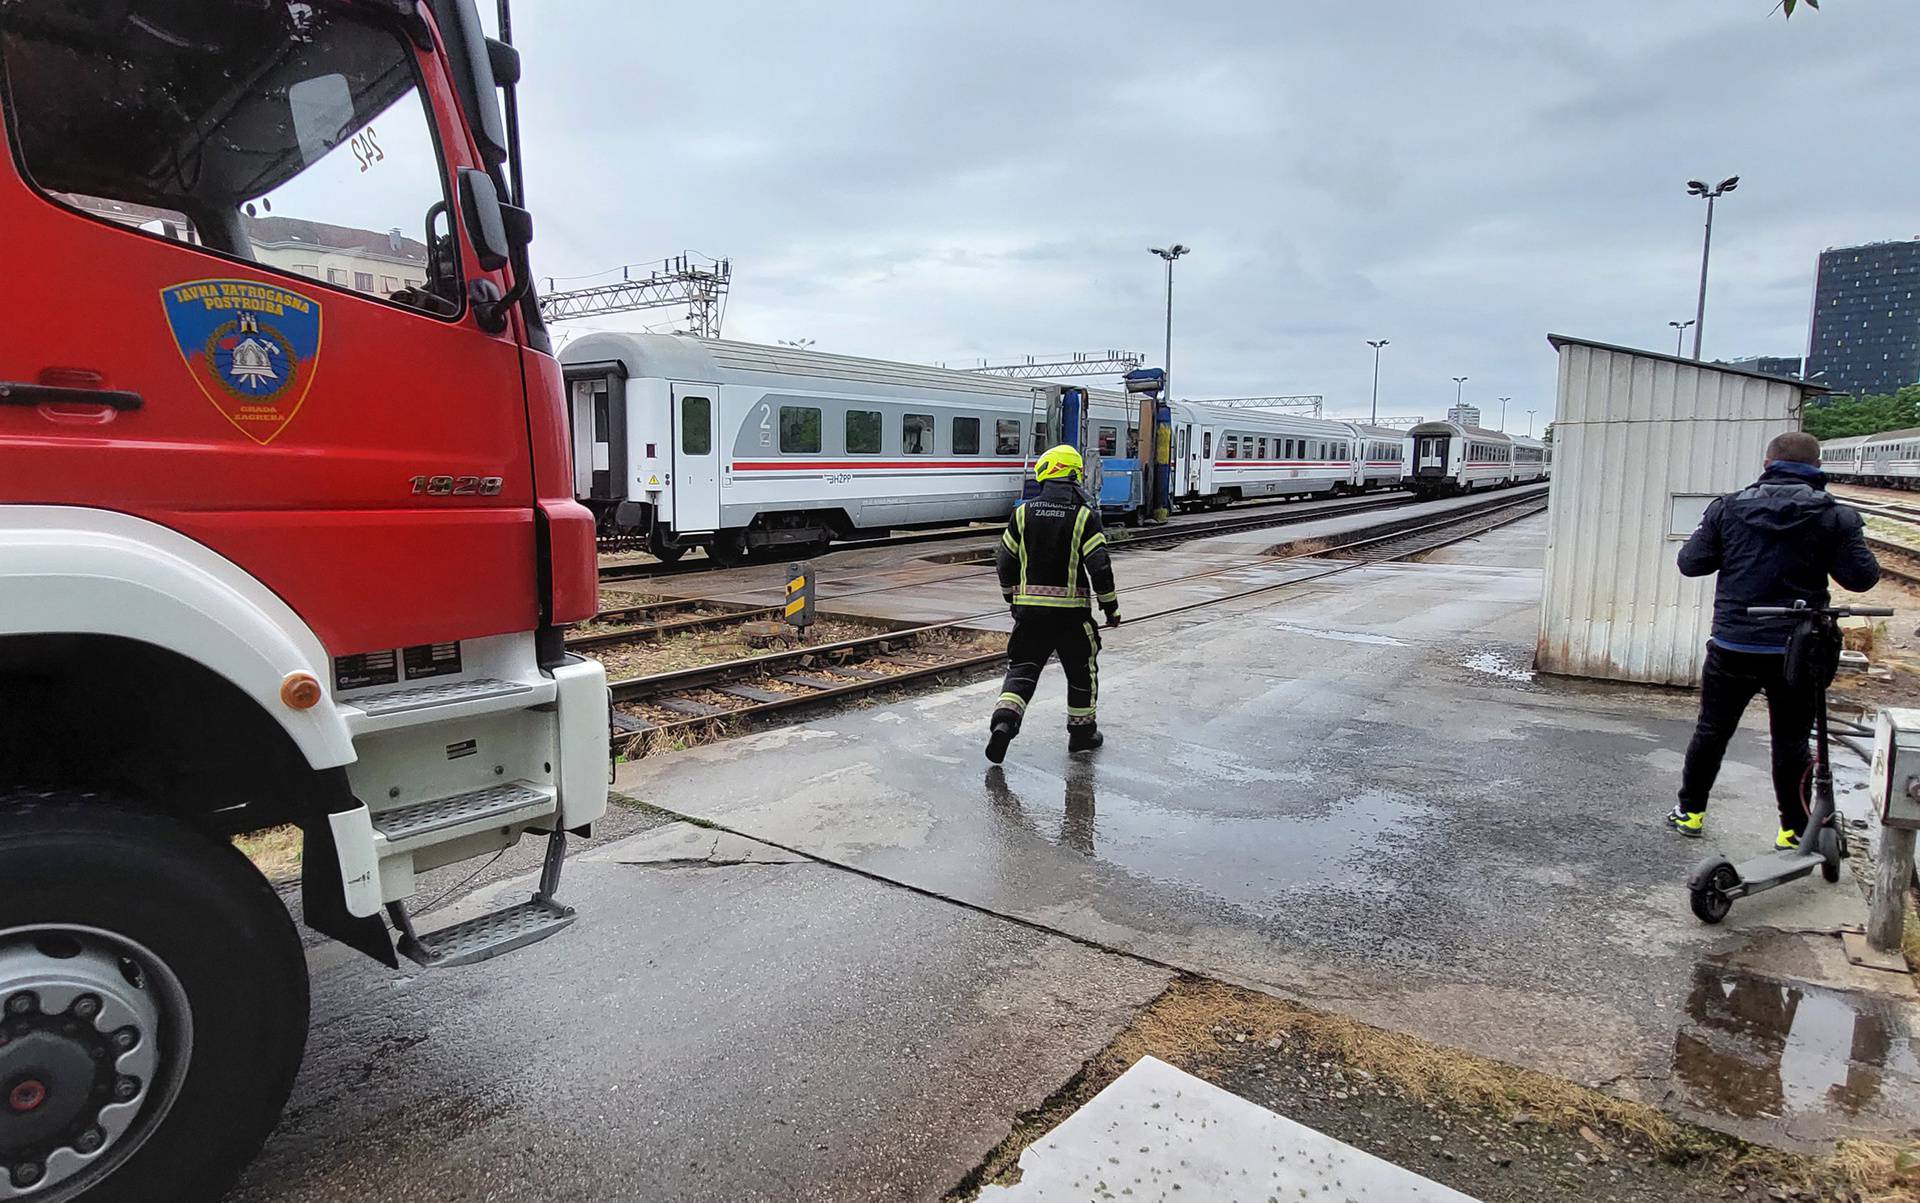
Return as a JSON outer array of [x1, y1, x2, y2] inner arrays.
[[1034, 444, 1085, 482]]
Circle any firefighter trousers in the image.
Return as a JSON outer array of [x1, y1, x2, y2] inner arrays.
[[991, 609, 1101, 733]]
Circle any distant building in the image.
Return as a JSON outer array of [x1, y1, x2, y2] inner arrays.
[[64, 195, 430, 301], [1718, 356, 1804, 379], [244, 215, 429, 298], [1806, 239, 1920, 397], [1446, 403, 1481, 428]]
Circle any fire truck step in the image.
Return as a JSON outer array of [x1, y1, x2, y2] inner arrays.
[[352, 676, 538, 715], [395, 897, 576, 969], [370, 781, 556, 850], [344, 676, 556, 736]]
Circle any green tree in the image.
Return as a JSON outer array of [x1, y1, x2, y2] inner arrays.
[[1802, 385, 1920, 439]]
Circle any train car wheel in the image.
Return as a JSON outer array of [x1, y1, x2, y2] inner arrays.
[[706, 533, 750, 567], [649, 544, 686, 565]]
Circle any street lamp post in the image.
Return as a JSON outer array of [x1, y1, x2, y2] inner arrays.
[[1149, 245, 1191, 398], [1668, 319, 1694, 357], [1497, 396, 1511, 431], [1685, 176, 1739, 360], [1452, 376, 1469, 416], [1367, 339, 1389, 425], [1527, 409, 1537, 437]]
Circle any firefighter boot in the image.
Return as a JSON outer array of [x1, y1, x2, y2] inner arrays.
[[1068, 722, 1103, 754], [986, 708, 1021, 764]]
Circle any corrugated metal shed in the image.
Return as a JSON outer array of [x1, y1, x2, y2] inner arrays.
[[1537, 335, 1824, 686]]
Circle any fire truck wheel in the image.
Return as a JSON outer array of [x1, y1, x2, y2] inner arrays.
[[0, 792, 309, 1202]]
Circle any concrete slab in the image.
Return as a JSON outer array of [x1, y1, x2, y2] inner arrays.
[[612, 511, 1920, 1149], [230, 827, 1172, 1202], [978, 1055, 1479, 1203]]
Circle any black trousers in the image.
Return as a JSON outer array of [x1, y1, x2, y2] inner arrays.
[[1678, 643, 1814, 830], [991, 609, 1101, 732]]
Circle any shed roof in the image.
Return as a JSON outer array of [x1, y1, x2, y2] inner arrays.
[[1546, 334, 1829, 394]]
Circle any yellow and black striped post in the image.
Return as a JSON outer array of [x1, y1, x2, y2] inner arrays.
[[784, 562, 816, 629]]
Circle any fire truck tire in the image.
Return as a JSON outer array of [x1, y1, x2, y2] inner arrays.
[[0, 792, 309, 1203]]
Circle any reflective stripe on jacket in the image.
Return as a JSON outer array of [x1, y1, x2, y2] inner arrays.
[[995, 478, 1118, 610]]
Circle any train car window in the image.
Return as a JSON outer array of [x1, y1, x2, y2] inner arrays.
[[779, 405, 821, 454], [1097, 426, 1118, 456], [845, 409, 881, 454], [1203, 431, 1212, 458], [681, 396, 712, 455], [995, 419, 1022, 456], [592, 391, 610, 442], [1257, 438, 1269, 459], [1223, 435, 1237, 460], [952, 416, 980, 455], [1032, 422, 1049, 455], [903, 413, 933, 454]]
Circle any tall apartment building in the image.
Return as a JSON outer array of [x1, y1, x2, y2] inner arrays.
[[1445, 403, 1481, 428], [1806, 239, 1920, 397]]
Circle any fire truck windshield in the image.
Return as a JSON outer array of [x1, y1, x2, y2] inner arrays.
[[1, 2, 464, 314]]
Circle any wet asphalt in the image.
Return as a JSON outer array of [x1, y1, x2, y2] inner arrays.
[[609, 515, 1920, 1150], [229, 822, 1168, 1202], [228, 512, 1918, 1199]]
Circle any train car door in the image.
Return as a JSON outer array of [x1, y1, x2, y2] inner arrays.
[[1175, 425, 1191, 495], [671, 381, 721, 533]]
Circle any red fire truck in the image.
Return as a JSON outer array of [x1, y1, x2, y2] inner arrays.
[[0, 2, 608, 1198]]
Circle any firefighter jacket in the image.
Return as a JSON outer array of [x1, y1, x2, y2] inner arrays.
[[995, 479, 1119, 613]]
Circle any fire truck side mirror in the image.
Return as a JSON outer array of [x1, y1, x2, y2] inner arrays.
[[459, 168, 512, 273], [485, 37, 522, 87]]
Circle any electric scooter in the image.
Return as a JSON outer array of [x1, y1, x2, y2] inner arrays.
[[1687, 600, 1893, 924]]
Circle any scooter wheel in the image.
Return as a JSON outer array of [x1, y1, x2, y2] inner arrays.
[[1818, 826, 1842, 884], [1690, 864, 1738, 924]]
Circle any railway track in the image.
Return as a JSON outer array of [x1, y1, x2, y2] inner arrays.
[[565, 598, 780, 652], [1865, 535, 1920, 588], [603, 489, 1548, 754], [598, 488, 1429, 584]]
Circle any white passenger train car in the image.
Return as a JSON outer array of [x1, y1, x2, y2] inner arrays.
[[1350, 424, 1413, 492], [558, 333, 1136, 562], [1859, 428, 1920, 487], [1510, 435, 1549, 484], [1818, 435, 1863, 480], [1160, 404, 1408, 505], [1407, 420, 1522, 496], [1851, 427, 1920, 488]]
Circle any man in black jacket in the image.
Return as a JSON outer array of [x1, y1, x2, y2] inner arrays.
[[1668, 431, 1880, 846], [987, 445, 1121, 763]]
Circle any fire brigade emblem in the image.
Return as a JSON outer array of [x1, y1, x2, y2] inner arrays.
[[161, 279, 323, 445]]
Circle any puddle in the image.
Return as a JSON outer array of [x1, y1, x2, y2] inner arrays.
[[1670, 962, 1920, 1127], [979, 763, 1428, 908]]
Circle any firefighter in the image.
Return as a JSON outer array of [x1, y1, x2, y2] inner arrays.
[[986, 444, 1121, 762]]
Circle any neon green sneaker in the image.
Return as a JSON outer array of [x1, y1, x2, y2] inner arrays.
[[1776, 828, 1801, 851], [1666, 805, 1705, 838]]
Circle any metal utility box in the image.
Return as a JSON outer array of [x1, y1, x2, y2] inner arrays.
[[1868, 708, 1920, 829], [1536, 336, 1825, 686]]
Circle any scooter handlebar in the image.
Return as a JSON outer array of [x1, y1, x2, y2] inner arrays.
[[1745, 605, 1893, 618]]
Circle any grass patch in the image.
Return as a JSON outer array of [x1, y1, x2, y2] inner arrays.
[[234, 824, 302, 881], [1128, 979, 1679, 1142]]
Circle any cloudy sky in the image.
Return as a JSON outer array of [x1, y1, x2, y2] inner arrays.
[[503, 1, 1918, 431]]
